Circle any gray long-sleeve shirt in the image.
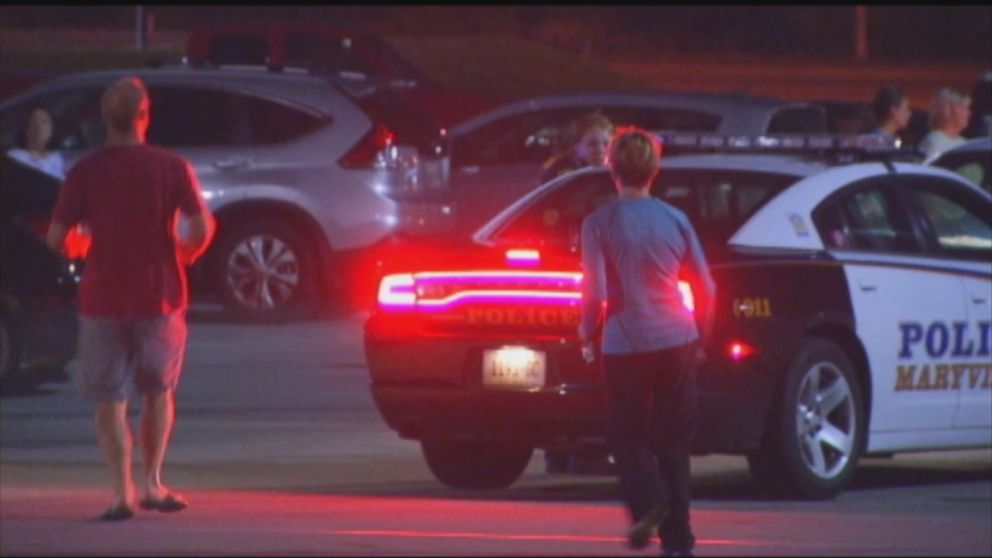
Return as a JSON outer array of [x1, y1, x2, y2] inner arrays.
[[579, 197, 716, 355]]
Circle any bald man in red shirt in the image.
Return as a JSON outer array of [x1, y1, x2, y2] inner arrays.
[[48, 77, 215, 521]]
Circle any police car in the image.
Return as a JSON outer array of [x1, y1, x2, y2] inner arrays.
[[363, 134, 992, 499]]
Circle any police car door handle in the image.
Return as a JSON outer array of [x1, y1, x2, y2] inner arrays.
[[972, 295, 988, 305], [857, 280, 877, 292]]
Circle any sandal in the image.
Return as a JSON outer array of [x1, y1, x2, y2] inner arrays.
[[99, 503, 135, 521], [139, 492, 188, 513]]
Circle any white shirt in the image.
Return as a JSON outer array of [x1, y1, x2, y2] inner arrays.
[[6, 148, 65, 180], [919, 130, 967, 164]]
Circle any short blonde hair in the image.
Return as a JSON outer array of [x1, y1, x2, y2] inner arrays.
[[101, 77, 149, 134], [607, 127, 661, 188], [929, 87, 970, 129]]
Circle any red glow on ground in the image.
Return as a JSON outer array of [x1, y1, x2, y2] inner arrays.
[[329, 529, 763, 547]]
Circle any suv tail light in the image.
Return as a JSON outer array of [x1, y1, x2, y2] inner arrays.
[[339, 123, 396, 169]]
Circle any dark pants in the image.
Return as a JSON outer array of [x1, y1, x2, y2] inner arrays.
[[603, 342, 697, 552]]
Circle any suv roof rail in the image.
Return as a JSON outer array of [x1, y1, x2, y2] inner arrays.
[[654, 131, 925, 164]]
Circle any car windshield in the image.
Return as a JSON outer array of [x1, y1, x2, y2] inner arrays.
[[487, 167, 797, 259]]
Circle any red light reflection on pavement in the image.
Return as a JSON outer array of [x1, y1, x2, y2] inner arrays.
[[329, 529, 762, 546]]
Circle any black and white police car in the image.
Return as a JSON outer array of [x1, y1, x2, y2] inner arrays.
[[363, 134, 992, 499]]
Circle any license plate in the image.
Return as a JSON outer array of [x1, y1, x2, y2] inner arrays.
[[482, 346, 546, 389]]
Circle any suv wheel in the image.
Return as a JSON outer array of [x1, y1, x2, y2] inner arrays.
[[747, 337, 865, 499], [422, 439, 533, 490], [213, 219, 316, 321]]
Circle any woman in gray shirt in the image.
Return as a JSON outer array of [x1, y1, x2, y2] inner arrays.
[[578, 128, 715, 557]]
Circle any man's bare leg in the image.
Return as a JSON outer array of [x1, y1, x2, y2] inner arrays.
[[94, 400, 135, 509], [140, 389, 176, 500]]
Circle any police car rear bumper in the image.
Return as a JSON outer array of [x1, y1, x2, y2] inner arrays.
[[365, 336, 771, 453]]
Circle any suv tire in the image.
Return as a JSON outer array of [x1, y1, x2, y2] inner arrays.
[[212, 218, 317, 322]]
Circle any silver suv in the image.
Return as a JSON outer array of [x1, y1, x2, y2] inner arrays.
[[447, 90, 827, 233], [0, 67, 451, 320]]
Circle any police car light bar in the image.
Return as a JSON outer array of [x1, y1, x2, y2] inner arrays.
[[654, 131, 923, 163]]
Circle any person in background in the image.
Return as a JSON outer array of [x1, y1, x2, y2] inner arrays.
[[7, 108, 65, 179], [46, 77, 215, 522], [578, 127, 715, 557], [539, 111, 614, 184], [964, 71, 991, 138], [919, 87, 972, 163], [870, 84, 912, 147]]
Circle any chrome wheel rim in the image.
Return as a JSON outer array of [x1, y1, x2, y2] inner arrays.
[[794, 360, 856, 480], [225, 234, 300, 310]]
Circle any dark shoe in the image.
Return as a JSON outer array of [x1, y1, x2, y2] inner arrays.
[[139, 492, 188, 513], [99, 503, 135, 521], [628, 504, 666, 550]]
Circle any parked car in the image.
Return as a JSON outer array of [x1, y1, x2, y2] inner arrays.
[[0, 67, 452, 320], [183, 22, 503, 129], [186, 23, 425, 87], [364, 135, 992, 498], [0, 155, 81, 388], [445, 91, 829, 234], [930, 135, 991, 193]]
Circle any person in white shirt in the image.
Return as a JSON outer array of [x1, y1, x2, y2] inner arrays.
[[920, 87, 972, 164], [7, 108, 65, 179]]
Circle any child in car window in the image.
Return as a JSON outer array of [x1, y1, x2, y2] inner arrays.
[[539, 112, 614, 184]]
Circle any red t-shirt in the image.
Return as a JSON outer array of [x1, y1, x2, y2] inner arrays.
[[52, 144, 207, 317]]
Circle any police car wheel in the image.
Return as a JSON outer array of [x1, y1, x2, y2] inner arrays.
[[421, 439, 533, 490], [748, 337, 865, 500], [212, 219, 317, 322]]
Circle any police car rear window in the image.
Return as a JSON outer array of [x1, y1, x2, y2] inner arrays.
[[490, 169, 794, 253]]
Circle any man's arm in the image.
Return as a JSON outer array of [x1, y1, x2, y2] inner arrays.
[[175, 210, 216, 265], [46, 222, 69, 256]]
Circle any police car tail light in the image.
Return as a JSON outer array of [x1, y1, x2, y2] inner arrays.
[[378, 273, 416, 307], [728, 340, 755, 361], [376, 270, 583, 311], [678, 280, 694, 314]]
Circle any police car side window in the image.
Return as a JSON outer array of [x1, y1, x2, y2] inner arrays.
[[904, 180, 992, 261], [816, 184, 921, 254]]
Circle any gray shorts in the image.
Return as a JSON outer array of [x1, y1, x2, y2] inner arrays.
[[76, 311, 187, 402]]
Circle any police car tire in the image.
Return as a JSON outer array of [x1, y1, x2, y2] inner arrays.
[[0, 308, 21, 386], [212, 218, 317, 322], [421, 439, 533, 490], [748, 337, 865, 500]]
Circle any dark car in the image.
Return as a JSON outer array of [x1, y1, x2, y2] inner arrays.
[[0, 155, 81, 388], [183, 23, 508, 129]]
